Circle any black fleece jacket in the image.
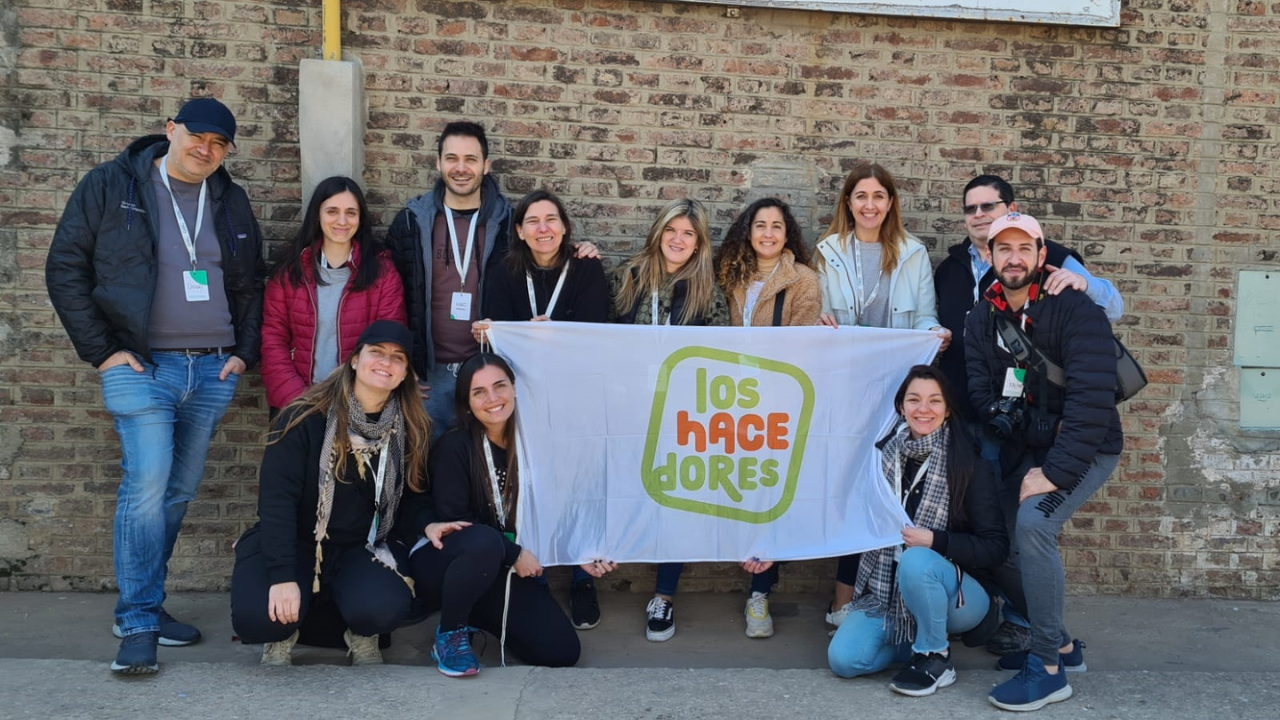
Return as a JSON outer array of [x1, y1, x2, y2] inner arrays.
[[963, 287, 1123, 491], [484, 256, 610, 323], [46, 135, 265, 367]]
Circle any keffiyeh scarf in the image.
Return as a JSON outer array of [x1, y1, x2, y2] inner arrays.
[[311, 392, 412, 594], [850, 421, 953, 644]]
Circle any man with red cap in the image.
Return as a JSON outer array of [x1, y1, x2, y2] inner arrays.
[[47, 97, 265, 675], [963, 212, 1123, 711]]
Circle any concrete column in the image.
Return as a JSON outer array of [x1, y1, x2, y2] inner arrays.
[[298, 58, 365, 207]]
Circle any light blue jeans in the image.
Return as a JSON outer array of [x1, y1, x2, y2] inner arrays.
[[101, 351, 239, 636], [828, 547, 988, 678]]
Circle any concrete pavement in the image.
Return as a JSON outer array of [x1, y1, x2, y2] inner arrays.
[[1, 590, 1278, 719]]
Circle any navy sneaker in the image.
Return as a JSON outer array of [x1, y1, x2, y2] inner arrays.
[[988, 653, 1073, 712], [997, 639, 1087, 672], [110, 631, 159, 675], [570, 579, 601, 630], [432, 626, 480, 677], [112, 610, 202, 647]]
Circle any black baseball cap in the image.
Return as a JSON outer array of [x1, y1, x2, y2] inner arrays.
[[356, 320, 413, 355], [172, 98, 237, 144]]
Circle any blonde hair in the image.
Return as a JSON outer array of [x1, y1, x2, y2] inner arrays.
[[818, 163, 906, 274], [613, 199, 716, 325]]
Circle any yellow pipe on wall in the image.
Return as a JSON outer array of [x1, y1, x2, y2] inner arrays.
[[322, 0, 341, 60]]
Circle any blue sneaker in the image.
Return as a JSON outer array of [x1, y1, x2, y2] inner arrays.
[[988, 653, 1073, 711], [112, 609, 202, 647], [432, 627, 480, 677], [997, 639, 1087, 672], [110, 631, 159, 675]]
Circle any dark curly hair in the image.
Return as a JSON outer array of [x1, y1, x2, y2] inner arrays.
[[714, 198, 810, 294]]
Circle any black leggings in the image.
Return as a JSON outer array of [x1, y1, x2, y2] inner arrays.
[[407, 524, 580, 668], [230, 530, 413, 644]]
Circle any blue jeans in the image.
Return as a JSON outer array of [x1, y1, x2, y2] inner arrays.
[[828, 547, 987, 678], [101, 351, 239, 636], [1017, 453, 1119, 665], [424, 362, 460, 443], [655, 563, 683, 597]]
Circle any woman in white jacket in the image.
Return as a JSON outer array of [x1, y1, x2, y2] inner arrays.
[[814, 162, 952, 631], [815, 163, 949, 339]]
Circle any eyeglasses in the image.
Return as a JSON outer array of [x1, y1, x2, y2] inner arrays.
[[963, 201, 1006, 216]]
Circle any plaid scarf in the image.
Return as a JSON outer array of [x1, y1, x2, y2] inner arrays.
[[984, 279, 1041, 319], [311, 392, 412, 594], [850, 422, 953, 645]]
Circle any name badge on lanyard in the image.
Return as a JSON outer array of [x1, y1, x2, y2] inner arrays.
[[892, 451, 931, 561], [446, 206, 478, 321], [159, 154, 210, 303], [527, 264, 568, 318]]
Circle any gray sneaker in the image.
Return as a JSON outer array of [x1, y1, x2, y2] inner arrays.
[[260, 630, 298, 666], [985, 621, 1032, 656], [344, 629, 383, 666]]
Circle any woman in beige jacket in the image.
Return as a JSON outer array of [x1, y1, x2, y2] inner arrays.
[[715, 198, 822, 329], [712, 197, 822, 641]]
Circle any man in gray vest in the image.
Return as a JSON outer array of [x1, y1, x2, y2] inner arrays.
[[46, 98, 265, 675]]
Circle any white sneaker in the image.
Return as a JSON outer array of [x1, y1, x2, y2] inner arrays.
[[825, 601, 853, 628], [344, 628, 384, 666], [744, 591, 774, 638], [260, 630, 298, 666]]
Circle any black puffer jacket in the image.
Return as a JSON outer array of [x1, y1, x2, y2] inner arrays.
[[935, 238, 1083, 422], [963, 286, 1123, 492], [45, 135, 265, 367]]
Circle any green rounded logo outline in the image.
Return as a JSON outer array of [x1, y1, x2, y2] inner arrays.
[[640, 346, 815, 524]]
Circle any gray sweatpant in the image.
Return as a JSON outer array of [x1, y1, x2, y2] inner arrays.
[[1016, 452, 1120, 666]]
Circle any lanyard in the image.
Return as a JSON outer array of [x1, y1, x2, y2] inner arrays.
[[650, 291, 671, 326], [444, 206, 478, 282], [741, 263, 780, 328], [893, 453, 932, 511], [364, 440, 390, 546], [158, 154, 207, 269], [483, 436, 509, 526], [850, 237, 883, 324], [526, 263, 568, 318]]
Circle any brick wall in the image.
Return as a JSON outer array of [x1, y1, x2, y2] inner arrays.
[[1, 0, 1277, 598]]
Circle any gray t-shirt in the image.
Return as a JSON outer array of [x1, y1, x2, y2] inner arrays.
[[147, 161, 235, 349], [312, 259, 352, 383], [853, 240, 891, 328]]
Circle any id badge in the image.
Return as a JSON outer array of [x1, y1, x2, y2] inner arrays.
[[450, 291, 472, 321], [1002, 367, 1026, 398], [183, 270, 210, 302]]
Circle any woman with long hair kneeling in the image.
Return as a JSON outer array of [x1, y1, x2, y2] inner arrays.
[[231, 320, 427, 666], [827, 365, 1006, 696], [405, 353, 584, 676]]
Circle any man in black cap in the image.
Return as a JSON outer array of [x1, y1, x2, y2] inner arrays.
[[46, 97, 265, 675]]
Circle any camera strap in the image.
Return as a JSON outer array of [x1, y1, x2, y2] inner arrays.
[[993, 313, 1066, 386]]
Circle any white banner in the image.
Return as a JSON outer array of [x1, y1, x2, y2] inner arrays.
[[486, 323, 942, 566]]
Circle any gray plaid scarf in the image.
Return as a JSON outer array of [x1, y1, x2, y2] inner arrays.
[[311, 392, 411, 593], [850, 421, 952, 645]]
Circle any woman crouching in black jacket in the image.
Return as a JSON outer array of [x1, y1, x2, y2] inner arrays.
[[230, 320, 429, 666], [827, 365, 1008, 696]]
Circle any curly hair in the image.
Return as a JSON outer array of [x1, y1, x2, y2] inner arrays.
[[714, 198, 810, 295]]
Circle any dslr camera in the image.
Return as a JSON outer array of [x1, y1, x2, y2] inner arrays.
[[985, 397, 1026, 440]]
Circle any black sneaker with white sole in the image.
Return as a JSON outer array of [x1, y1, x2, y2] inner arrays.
[[570, 580, 601, 630], [645, 596, 675, 642], [110, 631, 160, 675], [889, 652, 956, 697]]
